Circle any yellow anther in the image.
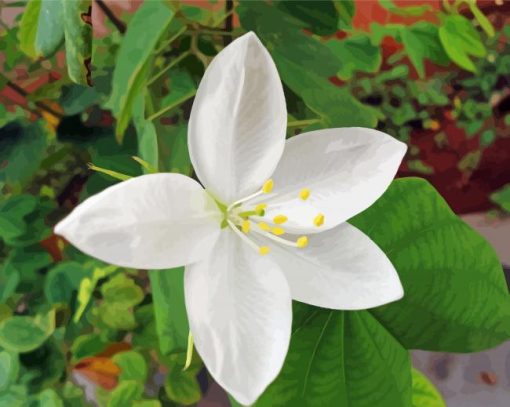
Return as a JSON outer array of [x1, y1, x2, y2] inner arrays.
[[272, 227, 285, 236], [299, 188, 311, 200], [259, 246, 270, 256], [241, 220, 251, 234], [258, 222, 271, 232], [262, 179, 274, 194], [273, 215, 288, 225], [255, 203, 267, 216], [314, 213, 325, 227], [296, 236, 308, 248]]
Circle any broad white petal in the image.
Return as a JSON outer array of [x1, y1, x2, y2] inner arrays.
[[55, 173, 222, 269], [255, 223, 403, 310], [188, 32, 287, 204], [252, 128, 406, 234], [185, 229, 292, 405]]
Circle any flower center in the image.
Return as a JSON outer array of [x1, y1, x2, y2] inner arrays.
[[217, 179, 324, 256]]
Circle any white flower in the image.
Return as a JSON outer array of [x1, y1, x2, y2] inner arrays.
[[55, 32, 407, 405]]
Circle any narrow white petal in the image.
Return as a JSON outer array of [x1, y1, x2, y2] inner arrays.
[[185, 230, 292, 405], [188, 32, 287, 203], [255, 223, 403, 310], [55, 173, 222, 269], [252, 127, 407, 234]]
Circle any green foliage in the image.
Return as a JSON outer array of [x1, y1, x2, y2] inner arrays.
[[411, 369, 446, 407], [491, 184, 510, 213]]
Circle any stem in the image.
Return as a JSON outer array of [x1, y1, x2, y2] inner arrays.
[[6, 80, 63, 118], [185, 29, 237, 36], [94, 0, 126, 34], [155, 25, 187, 55], [223, 0, 234, 46], [146, 90, 197, 122], [287, 118, 321, 128], [147, 51, 190, 86], [183, 331, 194, 371]]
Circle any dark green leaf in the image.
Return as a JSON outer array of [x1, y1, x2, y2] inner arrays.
[[44, 261, 89, 305], [350, 178, 510, 351], [149, 268, 189, 355], [275, 1, 339, 35]]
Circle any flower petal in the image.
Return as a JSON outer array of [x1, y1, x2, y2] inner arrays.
[[185, 229, 292, 405], [253, 127, 407, 234], [188, 32, 287, 204], [255, 223, 403, 310], [55, 173, 222, 269]]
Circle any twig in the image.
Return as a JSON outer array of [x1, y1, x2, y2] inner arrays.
[[94, 0, 126, 34], [223, 0, 234, 46], [6, 81, 63, 118]]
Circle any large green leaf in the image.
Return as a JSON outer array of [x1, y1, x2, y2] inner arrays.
[[247, 304, 411, 407], [401, 22, 448, 78], [62, 0, 92, 85], [17, 0, 41, 58], [149, 268, 189, 355], [350, 177, 510, 352], [274, 0, 339, 35], [411, 369, 446, 407], [438, 15, 486, 73], [108, 0, 176, 140], [36, 0, 65, 57], [0, 309, 55, 353]]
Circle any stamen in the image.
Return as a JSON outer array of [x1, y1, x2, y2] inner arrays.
[[262, 179, 274, 193], [227, 220, 260, 252], [314, 213, 325, 227], [273, 215, 288, 225], [259, 246, 270, 256], [272, 227, 285, 236], [296, 236, 308, 248], [252, 227, 306, 249], [242, 220, 251, 234], [258, 222, 271, 232], [255, 203, 267, 216], [299, 188, 311, 200]]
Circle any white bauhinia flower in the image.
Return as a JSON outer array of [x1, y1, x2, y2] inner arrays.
[[55, 32, 407, 405]]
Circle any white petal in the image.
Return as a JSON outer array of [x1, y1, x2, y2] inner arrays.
[[252, 128, 406, 234], [255, 223, 403, 310], [188, 32, 287, 204], [55, 173, 222, 269], [185, 229, 292, 405]]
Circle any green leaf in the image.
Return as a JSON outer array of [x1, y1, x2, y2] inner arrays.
[[378, 0, 431, 16], [164, 368, 201, 406], [491, 183, 510, 212], [160, 124, 192, 175], [36, 0, 65, 57], [251, 304, 411, 406], [33, 388, 64, 407], [350, 178, 510, 352], [401, 23, 449, 78], [326, 34, 382, 79], [467, 0, 495, 37], [0, 350, 19, 392], [71, 333, 108, 363], [274, 0, 339, 35], [0, 121, 47, 188], [335, 0, 355, 29], [101, 274, 144, 308], [411, 368, 446, 407], [107, 381, 143, 407], [17, 0, 41, 58], [439, 15, 486, 73], [149, 268, 189, 355], [0, 385, 27, 407], [108, 0, 176, 140], [44, 261, 89, 305], [0, 309, 55, 353], [112, 351, 148, 383], [133, 96, 159, 173], [151, 69, 196, 121], [63, 0, 92, 85], [0, 195, 37, 242]]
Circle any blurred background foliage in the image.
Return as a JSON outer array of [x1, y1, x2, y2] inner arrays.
[[0, 0, 509, 406]]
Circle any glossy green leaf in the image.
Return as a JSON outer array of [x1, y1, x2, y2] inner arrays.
[[275, 0, 339, 35], [439, 15, 486, 73], [0, 309, 55, 353], [149, 268, 189, 355], [63, 0, 92, 85], [164, 368, 201, 406], [0, 350, 19, 392], [109, 0, 175, 140], [71, 333, 108, 363], [411, 368, 446, 407], [36, 0, 65, 57], [401, 22, 449, 78], [113, 351, 148, 383], [249, 304, 411, 406], [17, 0, 41, 58], [326, 34, 382, 79], [350, 178, 510, 352]]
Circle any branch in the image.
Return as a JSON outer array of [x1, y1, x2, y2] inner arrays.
[[223, 0, 234, 46], [6, 81, 63, 119], [94, 0, 126, 34]]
